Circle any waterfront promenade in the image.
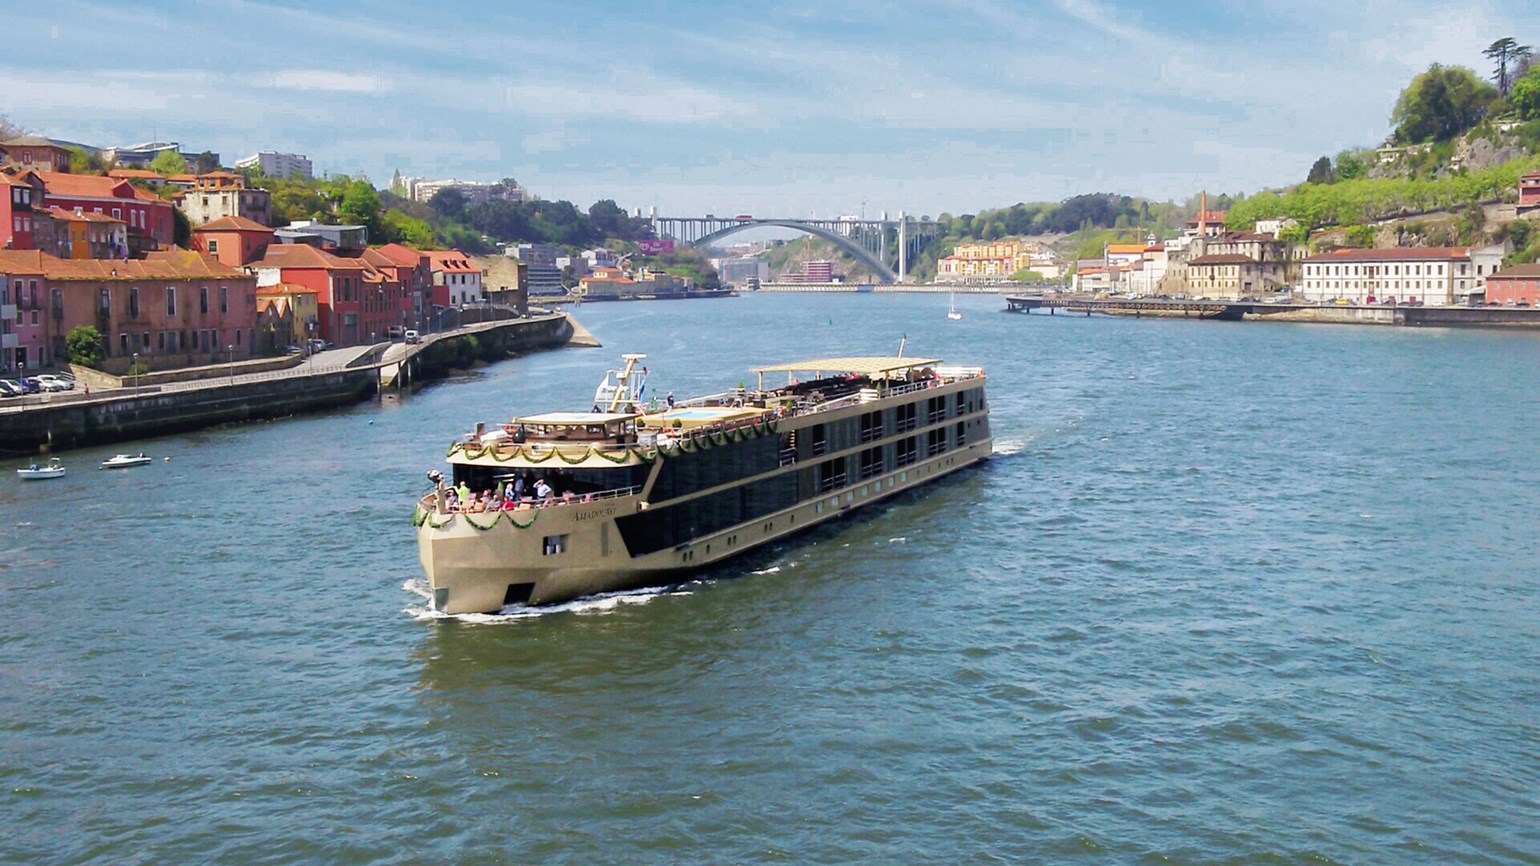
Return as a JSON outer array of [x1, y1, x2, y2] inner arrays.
[[0, 310, 576, 453]]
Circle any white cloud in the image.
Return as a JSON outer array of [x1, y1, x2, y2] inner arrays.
[[267, 70, 389, 94]]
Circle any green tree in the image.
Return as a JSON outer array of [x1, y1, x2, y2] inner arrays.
[[338, 179, 385, 239], [1009, 269, 1046, 282], [65, 325, 103, 369], [1392, 64, 1498, 143], [149, 149, 188, 176], [66, 146, 106, 174], [172, 208, 192, 247], [428, 187, 467, 220], [1485, 37, 1533, 96], [1307, 156, 1335, 184], [0, 112, 23, 138], [189, 151, 220, 175], [1513, 67, 1540, 119], [1335, 150, 1369, 181]]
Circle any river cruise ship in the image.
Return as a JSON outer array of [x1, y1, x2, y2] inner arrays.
[[413, 353, 991, 613]]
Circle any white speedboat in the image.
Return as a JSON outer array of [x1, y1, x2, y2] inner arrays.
[[17, 458, 66, 480], [100, 453, 153, 470]]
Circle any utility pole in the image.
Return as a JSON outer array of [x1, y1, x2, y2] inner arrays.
[[898, 211, 907, 283]]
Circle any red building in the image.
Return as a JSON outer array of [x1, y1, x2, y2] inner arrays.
[[374, 243, 434, 329], [249, 243, 382, 346], [1519, 171, 1540, 215], [34, 172, 175, 253], [1, 169, 42, 250], [191, 216, 274, 267], [1486, 263, 1540, 305], [0, 249, 47, 370], [0, 248, 257, 371]]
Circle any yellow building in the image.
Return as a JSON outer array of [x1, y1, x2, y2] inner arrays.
[[937, 239, 1055, 282], [256, 283, 320, 348]]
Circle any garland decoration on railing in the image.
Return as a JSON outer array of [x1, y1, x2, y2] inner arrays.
[[420, 506, 541, 530]]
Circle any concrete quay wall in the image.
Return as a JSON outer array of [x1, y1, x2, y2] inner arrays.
[[1, 314, 576, 454], [0, 371, 378, 453]]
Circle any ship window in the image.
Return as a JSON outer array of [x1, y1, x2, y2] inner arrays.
[[542, 534, 568, 555]]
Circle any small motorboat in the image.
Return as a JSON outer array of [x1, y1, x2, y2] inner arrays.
[[100, 453, 153, 470], [17, 458, 66, 480]]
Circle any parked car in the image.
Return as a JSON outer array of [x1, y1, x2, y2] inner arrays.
[[0, 379, 21, 397], [35, 374, 73, 391], [404, 329, 421, 344]]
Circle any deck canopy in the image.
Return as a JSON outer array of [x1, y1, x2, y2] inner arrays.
[[515, 412, 637, 425], [749, 357, 942, 377]]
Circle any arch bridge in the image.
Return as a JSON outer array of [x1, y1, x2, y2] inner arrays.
[[651, 215, 942, 284]]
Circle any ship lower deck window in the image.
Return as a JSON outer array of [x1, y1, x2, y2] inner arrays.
[[542, 534, 568, 555]]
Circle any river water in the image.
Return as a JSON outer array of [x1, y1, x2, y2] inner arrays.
[[2, 293, 1538, 865]]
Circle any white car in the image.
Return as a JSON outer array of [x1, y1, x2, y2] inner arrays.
[[34, 374, 73, 392]]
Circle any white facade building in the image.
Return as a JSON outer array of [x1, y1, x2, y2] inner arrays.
[[235, 151, 314, 180], [1300, 247, 1501, 305]]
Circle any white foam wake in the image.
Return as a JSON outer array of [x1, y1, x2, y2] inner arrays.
[[402, 580, 689, 624]]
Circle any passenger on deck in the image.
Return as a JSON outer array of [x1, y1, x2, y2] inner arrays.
[[535, 477, 554, 504]]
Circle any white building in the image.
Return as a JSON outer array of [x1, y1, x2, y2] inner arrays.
[[407, 178, 526, 205], [427, 251, 485, 307], [235, 151, 313, 180], [1300, 246, 1504, 305]]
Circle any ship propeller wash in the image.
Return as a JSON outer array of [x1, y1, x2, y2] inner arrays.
[[413, 353, 991, 613]]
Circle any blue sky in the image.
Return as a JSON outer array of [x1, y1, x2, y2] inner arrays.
[[2, 0, 1529, 218]]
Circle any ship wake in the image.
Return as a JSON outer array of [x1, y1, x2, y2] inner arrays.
[[403, 579, 690, 623]]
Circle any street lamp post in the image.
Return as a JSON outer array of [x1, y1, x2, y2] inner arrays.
[[227, 345, 234, 385], [131, 351, 139, 390]]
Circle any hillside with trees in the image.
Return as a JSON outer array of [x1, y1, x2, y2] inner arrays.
[[1225, 36, 1540, 263]]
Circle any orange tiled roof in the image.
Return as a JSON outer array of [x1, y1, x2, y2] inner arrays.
[[0, 250, 48, 274], [426, 250, 480, 272], [0, 248, 248, 280], [375, 243, 429, 266], [194, 215, 274, 233], [250, 243, 369, 270], [107, 168, 163, 180], [36, 171, 166, 204]]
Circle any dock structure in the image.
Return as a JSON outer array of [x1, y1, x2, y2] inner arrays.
[[1003, 295, 1540, 327]]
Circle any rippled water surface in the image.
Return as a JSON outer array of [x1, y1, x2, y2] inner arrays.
[[3, 294, 1539, 865]]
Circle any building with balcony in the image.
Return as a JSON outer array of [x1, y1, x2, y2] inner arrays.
[[33, 172, 175, 254], [34, 207, 128, 260]]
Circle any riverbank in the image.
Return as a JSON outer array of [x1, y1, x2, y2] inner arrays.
[[0, 313, 577, 455]]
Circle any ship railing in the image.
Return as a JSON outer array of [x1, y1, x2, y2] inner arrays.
[[778, 447, 797, 467], [420, 484, 642, 516]]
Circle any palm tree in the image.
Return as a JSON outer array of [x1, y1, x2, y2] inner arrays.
[[1485, 37, 1533, 96]]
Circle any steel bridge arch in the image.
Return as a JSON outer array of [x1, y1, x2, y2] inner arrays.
[[689, 219, 898, 283]]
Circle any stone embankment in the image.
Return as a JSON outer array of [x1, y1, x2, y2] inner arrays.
[[0, 313, 579, 455]]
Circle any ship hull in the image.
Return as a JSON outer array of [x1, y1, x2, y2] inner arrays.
[[417, 437, 992, 614]]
